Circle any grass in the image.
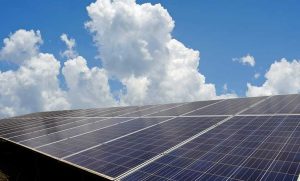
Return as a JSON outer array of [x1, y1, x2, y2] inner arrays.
[[0, 170, 8, 181]]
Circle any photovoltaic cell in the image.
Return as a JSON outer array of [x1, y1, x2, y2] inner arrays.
[[123, 115, 300, 181], [65, 116, 226, 177], [90, 106, 153, 117], [0, 117, 83, 136], [120, 103, 183, 117], [147, 100, 220, 116], [53, 107, 126, 117], [51, 108, 115, 117], [0, 105, 163, 136], [242, 94, 300, 114], [1, 94, 300, 180], [62, 106, 138, 118], [186, 97, 265, 115], [7, 118, 106, 141], [13, 106, 137, 118], [37, 117, 170, 157]]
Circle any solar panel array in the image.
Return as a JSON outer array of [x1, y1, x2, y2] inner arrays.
[[0, 94, 300, 181]]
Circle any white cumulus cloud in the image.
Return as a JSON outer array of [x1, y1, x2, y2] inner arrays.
[[0, 1, 241, 118], [0, 29, 43, 64], [246, 58, 300, 97], [120, 75, 150, 105], [233, 54, 255, 67], [86, 0, 234, 105], [0, 30, 119, 118], [60, 33, 117, 109], [60, 33, 77, 59], [0, 30, 70, 117], [62, 56, 117, 108]]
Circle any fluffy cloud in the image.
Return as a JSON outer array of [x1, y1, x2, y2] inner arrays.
[[246, 59, 300, 96], [0, 29, 118, 118], [0, 30, 70, 117], [60, 33, 77, 59], [0, 1, 240, 118], [86, 0, 233, 105], [86, 0, 174, 78], [0, 29, 42, 64], [120, 75, 150, 105], [62, 56, 116, 108], [254, 73, 260, 79], [233, 54, 255, 67]]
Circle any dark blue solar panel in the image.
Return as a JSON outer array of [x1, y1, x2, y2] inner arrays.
[[121, 103, 183, 117], [0, 118, 32, 131], [1, 94, 300, 180], [242, 94, 300, 114], [65, 116, 227, 178], [48, 107, 118, 117], [11, 105, 143, 118], [93, 105, 153, 117], [7, 118, 106, 141], [0, 117, 61, 132], [0, 117, 82, 136], [0, 105, 158, 136], [148, 100, 220, 116], [123, 115, 300, 181], [20, 117, 158, 148], [16, 117, 132, 147], [0, 118, 22, 126], [185, 97, 265, 115], [37, 117, 170, 157]]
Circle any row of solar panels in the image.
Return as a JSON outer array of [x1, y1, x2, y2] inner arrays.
[[4, 94, 300, 120], [122, 115, 300, 181], [0, 94, 300, 180]]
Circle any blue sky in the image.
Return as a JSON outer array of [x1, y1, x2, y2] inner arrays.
[[0, 0, 300, 117], [1, 0, 300, 95], [140, 0, 300, 95]]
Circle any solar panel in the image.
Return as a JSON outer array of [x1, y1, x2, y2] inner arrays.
[[122, 115, 300, 180], [120, 103, 184, 117], [147, 100, 220, 116], [185, 97, 265, 116], [242, 94, 300, 115], [0, 94, 300, 181], [64, 116, 226, 177]]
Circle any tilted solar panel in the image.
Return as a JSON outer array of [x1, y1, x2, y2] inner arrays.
[[0, 94, 300, 181], [185, 96, 265, 116], [122, 115, 300, 181], [64, 116, 226, 177], [147, 100, 220, 116], [242, 94, 300, 115]]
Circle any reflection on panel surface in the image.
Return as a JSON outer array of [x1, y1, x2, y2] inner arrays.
[[123, 116, 300, 181], [148, 100, 220, 116], [37, 117, 170, 157], [1, 94, 300, 180], [186, 97, 265, 115], [242, 94, 300, 114], [65, 116, 226, 177]]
